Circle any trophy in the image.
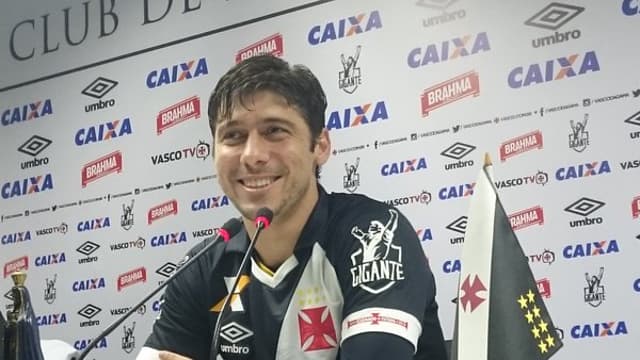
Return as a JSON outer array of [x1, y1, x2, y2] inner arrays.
[[3, 271, 45, 360]]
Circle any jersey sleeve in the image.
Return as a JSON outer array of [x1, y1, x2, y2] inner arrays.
[[334, 204, 445, 356], [143, 244, 216, 359]]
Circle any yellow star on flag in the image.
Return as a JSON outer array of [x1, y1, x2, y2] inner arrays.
[[525, 310, 534, 324], [538, 340, 548, 353], [526, 289, 536, 303], [531, 326, 541, 339], [545, 334, 556, 348], [532, 305, 541, 318], [518, 295, 528, 309], [538, 319, 549, 333]]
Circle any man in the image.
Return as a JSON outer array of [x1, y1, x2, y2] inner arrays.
[[137, 55, 447, 360]]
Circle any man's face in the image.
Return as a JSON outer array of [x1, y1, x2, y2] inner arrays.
[[213, 91, 330, 221]]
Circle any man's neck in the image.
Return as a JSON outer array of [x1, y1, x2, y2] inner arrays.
[[244, 186, 319, 270]]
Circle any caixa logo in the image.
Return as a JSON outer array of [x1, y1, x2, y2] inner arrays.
[[508, 50, 600, 89], [438, 183, 475, 200], [75, 118, 133, 146], [563, 240, 619, 259], [555, 160, 611, 181], [407, 31, 490, 68], [73, 278, 106, 292], [442, 259, 461, 273], [415, 227, 433, 242], [326, 101, 389, 130], [36, 313, 67, 327], [571, 321, 628, 339], [1, 231, 32, 246], [35, 252, 66, 267], [77, 217, 111, 232], [74, 338, 108, 351], [1, 99, 53, 127], [308, 10, 382, 45], [191, 195, 230, 211], [151, 232, 187, 247], [381, 157, 427, 176], [622, 0, 640, 15], [146, 57, 208, 89], [1, 174, 53, 199]]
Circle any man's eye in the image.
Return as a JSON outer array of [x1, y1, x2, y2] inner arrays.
[[266, 126, 287, 135], [221, 131, 243, 142]]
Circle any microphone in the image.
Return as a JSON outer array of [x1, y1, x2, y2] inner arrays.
[[72, 217, 243, 360], [210, 207, 273, 359]]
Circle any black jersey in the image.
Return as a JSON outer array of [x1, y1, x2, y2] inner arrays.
[[144, 187, 447, 359]]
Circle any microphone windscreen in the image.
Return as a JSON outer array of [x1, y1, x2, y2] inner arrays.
[[255, 207, 274, 228], [219, 217, 243, 242]]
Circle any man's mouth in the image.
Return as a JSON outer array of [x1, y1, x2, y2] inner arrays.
[[239, 176, 280, 189]]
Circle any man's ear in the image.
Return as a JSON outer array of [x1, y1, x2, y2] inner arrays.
[[314, 129, 331, 166]]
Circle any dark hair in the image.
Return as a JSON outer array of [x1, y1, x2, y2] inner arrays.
[[207, 55, 327, 178]]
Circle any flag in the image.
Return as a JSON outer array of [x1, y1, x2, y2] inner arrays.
[[450, 154, 563, 360]]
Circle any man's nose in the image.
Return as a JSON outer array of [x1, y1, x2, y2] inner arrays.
[[240, 132, 270, 166]]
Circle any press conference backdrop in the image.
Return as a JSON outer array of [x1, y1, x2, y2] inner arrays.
[[0, 0, 638, 358]]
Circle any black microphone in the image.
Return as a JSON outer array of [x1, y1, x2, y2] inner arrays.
[[72, 217, 243, 360], [210, 207, 273, 359]]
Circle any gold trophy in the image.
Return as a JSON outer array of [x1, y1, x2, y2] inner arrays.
[[4, 271, 45, 360]]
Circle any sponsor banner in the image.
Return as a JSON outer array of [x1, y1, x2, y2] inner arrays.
[[500, 130, 543, 162], [117, 267, 146, 291], [148, 200, 178, 224], [82, 151, 123, 187], [420, 71, 479, 117], [4, 256, 28, 278], [235, 33, 284, 63], [156, 96, 201, 135]]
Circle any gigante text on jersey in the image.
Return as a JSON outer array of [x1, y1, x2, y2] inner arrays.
[[351, 259, 404, 288]]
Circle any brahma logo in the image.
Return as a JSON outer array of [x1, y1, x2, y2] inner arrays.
[[36, 313, 67, 327], [440, 142, 476, 170], [326, 101, 389, 130], [17, 135, 52, 170], [565, 197, 605, 228], [148, 200, 178, 224], [420, 71, 479, 117], [555, 160, 611, 181], [81, 151, 123, 187], [525, 3, 584, 48], [75, 117, 133, 146], [150, 232, 187, 248], [146, 57, 208, 89], [236, 33, 283, 63], [1, 173, 54, 199], [82, 77, 118, 112], [118, 267, 147, 291], [563, 240, 619, 259], [4, 256, 28, 278], [622, 0, 640, 15], [151, 140, 210, 164], [438, 183, 475, 200], [1, 231, 32, 246], [1, 99, 53, 127], [443, 259, 461, 273], [508, 50, 600, 89], [380, 157, 427, 176], [349, 210, 404, 294], [191, 195, 230, 211], [74, 338, 108, 351], [77, 217, 111, 232], [495, 170, 548, 189], [632, 196, 640, 218], [72, 277, 106, 292], [35, 252, 66, 267], [408, 31, 490, 68], [156, 96, 201, 135], [570, 321, 628, 338], [308, 10, 382, 45], [500, 130, 543, 162], [509, 206, 544, 231], [537, 278, 551, 298]]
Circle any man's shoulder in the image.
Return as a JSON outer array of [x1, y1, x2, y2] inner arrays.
[[325, 191, 390, 220]]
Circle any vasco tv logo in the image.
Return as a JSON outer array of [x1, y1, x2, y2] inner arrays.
[[408, 31, 490, 69], [308, 10, 382, 46], [622, 0, 640, 15], [1, 99, 53, 127], [82, 77, 118, 112], [508, 50, 600, 89], [565, 197, 605, 228], [75, 118, 133, 146], [525, 3, 584, 48], [151, 140, 210, 165], [441, 142, 475, 170], [146, 57, 209, 89], [326, 101, 389, 130], [18, 135, 52, 170], [1, 174, 54, 199]]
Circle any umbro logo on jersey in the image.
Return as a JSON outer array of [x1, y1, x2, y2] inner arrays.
[[349, 209, 405, 294], [220, 322, 253, 355]]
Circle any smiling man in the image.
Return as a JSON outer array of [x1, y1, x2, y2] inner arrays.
[[137, 55, 447, 360]]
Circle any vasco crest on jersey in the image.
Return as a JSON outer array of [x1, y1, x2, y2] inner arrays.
[[349, 209, 405, 294]]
